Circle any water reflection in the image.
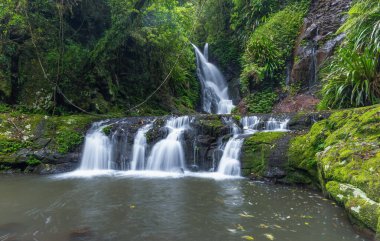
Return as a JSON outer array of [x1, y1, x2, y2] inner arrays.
[[0, 176, 370, 241]]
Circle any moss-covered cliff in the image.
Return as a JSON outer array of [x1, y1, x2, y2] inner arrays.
[[288, 105, 380, 236]]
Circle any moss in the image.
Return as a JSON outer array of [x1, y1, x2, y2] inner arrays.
[[196, 116, 226, 137], [232, 114, 241, 122], [283, 170, 313, 185], [291, 105, 380, 233], [326, 181, 380, 231], [288, 120, 329, 177], [0, 112, 98, 158], [242, 132, 286, 176], [56, 130, 84, 154], [26, 157, 41, 166], [102, 125, 113, 136], [146, 118, 166, 143]]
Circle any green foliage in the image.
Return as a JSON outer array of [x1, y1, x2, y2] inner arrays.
[[320, 0, 380, 109], [0, 140, 25, 154], [339, 0, 380, 52], [244, 90, 278, 113], [0, 103, 10, 113], [102, 125, 112, 136], [26, 157, 41, 166], [230, 0, 283, 41], [1, 0, 201, 114], [320, 46, 380, 109], [56, 129, 83, 154], [241, 1, 309, 94]]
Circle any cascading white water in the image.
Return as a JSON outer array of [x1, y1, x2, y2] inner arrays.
[[241, 116, 261, 134], [265, 117, 290, 131], [145, 116, 190, 172], [217, 121, 243, 176], [130, 123, 153, 170], [192, 43, 235, 114], [79, 124, 113, 170]]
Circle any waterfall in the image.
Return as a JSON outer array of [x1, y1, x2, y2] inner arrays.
[[217, 120, 243, 176], [241, 116, 261, 134], [130, 123, 153, 170], [192, 43, 235, 114], [265, 118, 290, 131], [79, 124, 113, 170], [145, 116, 191, 172]]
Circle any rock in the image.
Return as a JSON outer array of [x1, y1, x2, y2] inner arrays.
[[263, 167, 286, 179], [290, 0, 352, 91], [34, 138, 51, 148], [197, 135, 216, 145]]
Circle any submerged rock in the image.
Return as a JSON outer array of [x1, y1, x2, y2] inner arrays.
[[69, 226, 93, 241]]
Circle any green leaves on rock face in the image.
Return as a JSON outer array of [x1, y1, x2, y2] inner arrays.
[[241, 1, 309, 94], [320, 46, 380, 109], [320, 0, 380, 109]]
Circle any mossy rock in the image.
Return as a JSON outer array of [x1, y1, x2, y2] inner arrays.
[[290, 105, 380, 233], [0, 112, 99, 166], [326, 181, 380, 232], [145, 118, 166, 144], [194, 115, 226, 137], [242, 132, 287, 176]]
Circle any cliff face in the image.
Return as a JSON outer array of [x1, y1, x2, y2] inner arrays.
[[290, 0, 351, 90]]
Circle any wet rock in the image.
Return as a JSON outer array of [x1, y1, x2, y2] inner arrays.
[[290, 0, 352, 91], [197, 135, 216, 145], [263, 167, 286, 179]]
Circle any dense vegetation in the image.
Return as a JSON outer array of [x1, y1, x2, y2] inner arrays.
[[0, 0, 200, 115], [320, 0, 380, 109], [1, 0, 379, 114]]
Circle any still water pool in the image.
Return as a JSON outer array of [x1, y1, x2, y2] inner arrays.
[[0, 171, 370, 241]]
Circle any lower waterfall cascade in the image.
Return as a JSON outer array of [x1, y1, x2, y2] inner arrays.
[[217, 119, 243, 176], [79, 123, 113, 170], [76, 115, 290, 176], [145, 116, 190, 172]]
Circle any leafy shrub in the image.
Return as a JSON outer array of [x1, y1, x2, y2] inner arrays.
[[320, 46, 380, 109], [320, 0, 380, 109], [245, 90, 278, 113], [241, 1, 309, 94], [0, 140, 25, 154], [0, 103, 10, 113], [26, 157, 41, 166], [56, 130, 83, 154]]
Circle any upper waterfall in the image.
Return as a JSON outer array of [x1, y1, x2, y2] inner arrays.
[[192, 43, 235, 114]]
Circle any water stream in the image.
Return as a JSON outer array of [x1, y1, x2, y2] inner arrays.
[[217, 121, 243, 176], [130, 123, 153, 170], [145, 116, 190, 172], [193, 43, 235, 114], [79, 123, 112, 171]]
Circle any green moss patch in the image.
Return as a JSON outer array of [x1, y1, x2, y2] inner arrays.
[[288, 105, 380, 233], [242, 132, 287, 176]]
